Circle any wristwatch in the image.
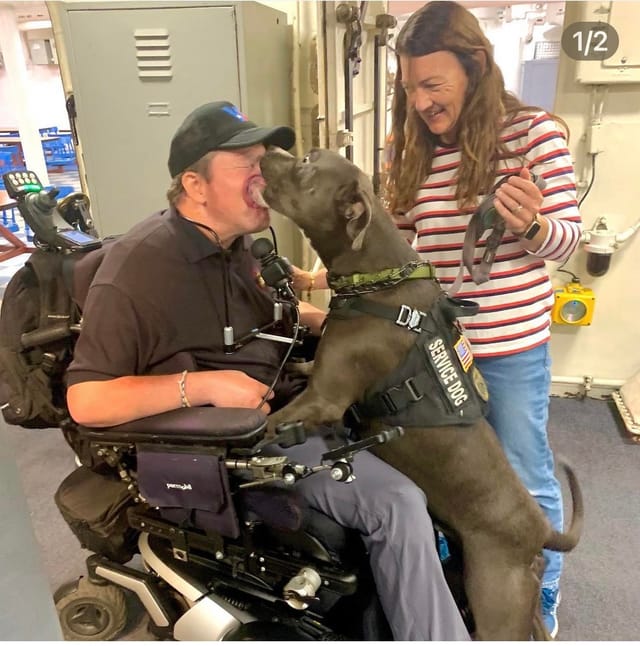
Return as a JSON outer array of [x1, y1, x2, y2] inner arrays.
[[517, 213, 541, 240]]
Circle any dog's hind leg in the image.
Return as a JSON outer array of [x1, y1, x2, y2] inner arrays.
[[464, 547, 540, 640]]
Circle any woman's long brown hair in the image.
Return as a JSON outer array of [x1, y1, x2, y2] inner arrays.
[[385, 1, 568, 214]]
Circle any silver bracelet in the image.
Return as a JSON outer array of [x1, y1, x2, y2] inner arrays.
[[178, 370, 191, 408]]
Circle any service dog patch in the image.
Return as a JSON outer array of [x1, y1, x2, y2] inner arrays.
[[425, 336, 469, 408]]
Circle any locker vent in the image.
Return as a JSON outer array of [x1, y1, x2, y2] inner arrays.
[[134, 28, 172, 80]]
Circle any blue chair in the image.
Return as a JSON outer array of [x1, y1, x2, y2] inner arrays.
[[0, 203, 20, 233], [42, 133, 76, 170], [0, 146, 27, 190], [0, 149, 13, 184], [0, 145, 20, 167]]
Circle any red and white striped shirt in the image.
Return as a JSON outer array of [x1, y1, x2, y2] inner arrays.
[[396, 112, 582, 358]]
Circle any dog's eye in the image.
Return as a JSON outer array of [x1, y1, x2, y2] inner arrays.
[[302, 154, 311, 164]]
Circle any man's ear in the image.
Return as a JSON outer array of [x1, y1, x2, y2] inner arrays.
[[181, 171, 207, 204], [338, 180, 373, 251]]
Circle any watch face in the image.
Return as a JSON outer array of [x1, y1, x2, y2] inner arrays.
[[523, 219, 541, 240]]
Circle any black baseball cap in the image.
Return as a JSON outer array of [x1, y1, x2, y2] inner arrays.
[[168, 101, 295, 177]]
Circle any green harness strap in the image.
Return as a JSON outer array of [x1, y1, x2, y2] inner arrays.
[[328, 261, 437, 295]]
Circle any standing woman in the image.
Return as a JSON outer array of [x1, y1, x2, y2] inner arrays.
[[385, 1, 582, 637]]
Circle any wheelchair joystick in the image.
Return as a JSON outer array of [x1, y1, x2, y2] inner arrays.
[[2, 169, 101, 251]]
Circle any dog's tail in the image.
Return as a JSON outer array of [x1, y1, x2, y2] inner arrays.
[[544, 459, 584, 552]]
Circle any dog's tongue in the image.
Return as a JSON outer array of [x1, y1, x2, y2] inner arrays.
[[246, 179, 269, 209]]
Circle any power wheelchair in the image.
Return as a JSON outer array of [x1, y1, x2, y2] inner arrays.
[[2, 171, 472, 641]]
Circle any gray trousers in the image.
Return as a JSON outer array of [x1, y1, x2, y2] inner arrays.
[[275, 434, 470, 641]]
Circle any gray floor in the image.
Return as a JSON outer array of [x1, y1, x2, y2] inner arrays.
[[2, 395, 639, 641], [0, 423, 63, 640]]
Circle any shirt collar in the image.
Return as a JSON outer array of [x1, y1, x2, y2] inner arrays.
[[167, 206, 247, 263]]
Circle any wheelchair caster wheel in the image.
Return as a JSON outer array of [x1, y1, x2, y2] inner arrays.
[[55, 576, 127, 641]]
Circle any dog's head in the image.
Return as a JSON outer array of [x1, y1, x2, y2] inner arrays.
[[260, 148, 374, 255]]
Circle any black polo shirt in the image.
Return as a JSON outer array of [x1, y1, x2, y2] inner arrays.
[[67, 207, 305, 409]]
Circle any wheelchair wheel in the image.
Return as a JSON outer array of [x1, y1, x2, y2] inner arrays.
[[55, 576, 127, 641]]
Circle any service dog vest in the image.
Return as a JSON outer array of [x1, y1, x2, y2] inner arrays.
[[328, 293, 489, 428]]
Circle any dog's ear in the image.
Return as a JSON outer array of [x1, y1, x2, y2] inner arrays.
[[337, 179, 373, 251]]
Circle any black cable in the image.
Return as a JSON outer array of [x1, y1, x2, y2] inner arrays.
[[184, 218, 231, 333], [555, 153, 597, 274], [578, 153, 597, 208], [268, 225, 278, 255], [556, 268, 580, 283], [258, 304, 301, 410], [186, 217, 299, 411]]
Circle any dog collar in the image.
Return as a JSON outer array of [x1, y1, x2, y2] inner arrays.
[[328, 261, 437, 296]]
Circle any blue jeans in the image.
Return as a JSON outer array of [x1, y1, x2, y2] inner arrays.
[[475, 342, 563, 591]]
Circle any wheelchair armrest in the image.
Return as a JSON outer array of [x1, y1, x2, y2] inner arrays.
[[78, 407, 268, 448]]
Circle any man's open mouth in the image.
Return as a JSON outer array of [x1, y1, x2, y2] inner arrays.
[[246, 181, 270, 209]]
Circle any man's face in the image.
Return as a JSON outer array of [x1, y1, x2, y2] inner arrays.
[[400, 51, 469, 145], [203, 144, 270, 241]]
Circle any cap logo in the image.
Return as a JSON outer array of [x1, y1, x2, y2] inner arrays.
[[222, 105, 249, 122]]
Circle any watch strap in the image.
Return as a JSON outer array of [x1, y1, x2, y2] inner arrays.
[[517, 213, 541, 240]]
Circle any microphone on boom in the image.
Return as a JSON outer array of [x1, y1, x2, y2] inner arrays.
[[251, 237, 297, 302]]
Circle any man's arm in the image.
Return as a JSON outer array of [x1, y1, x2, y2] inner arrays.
[[67, 370, 274, 427]]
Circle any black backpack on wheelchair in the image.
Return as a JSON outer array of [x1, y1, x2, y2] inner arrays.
[[0, 172, 472, 641]]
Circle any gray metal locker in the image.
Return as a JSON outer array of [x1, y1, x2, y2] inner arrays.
[[53, 0, 297, 259]]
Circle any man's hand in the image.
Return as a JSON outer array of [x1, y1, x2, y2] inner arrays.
[[202, 370, 275, 413]]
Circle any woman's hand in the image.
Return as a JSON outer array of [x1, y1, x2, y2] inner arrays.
[[493, 167, 544, 236], [290, 266, 315, 292], [290, 266, 329, 294]]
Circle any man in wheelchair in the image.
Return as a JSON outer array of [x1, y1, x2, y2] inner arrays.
[[64, 101, 469, 641]]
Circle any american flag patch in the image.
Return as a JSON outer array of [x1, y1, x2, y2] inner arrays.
[[454, 336, 473, 372]]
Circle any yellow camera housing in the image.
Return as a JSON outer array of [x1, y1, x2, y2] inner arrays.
[[551, 282, 595, 326]]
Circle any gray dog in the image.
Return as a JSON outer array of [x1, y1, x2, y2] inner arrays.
[[262, 148, 583, 641]]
